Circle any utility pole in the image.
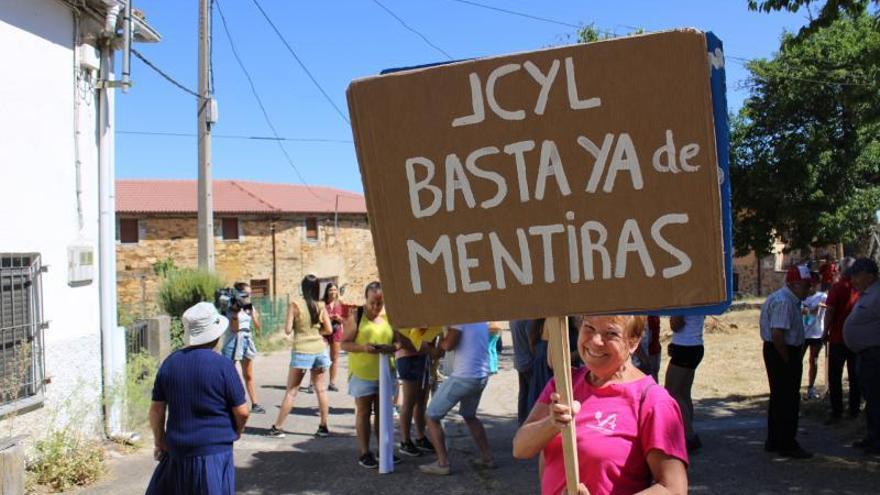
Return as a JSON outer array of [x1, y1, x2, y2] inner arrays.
[[197, 0, 215, 270]]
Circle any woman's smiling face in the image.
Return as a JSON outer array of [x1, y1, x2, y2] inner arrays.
[[578, 316, 640, 376]]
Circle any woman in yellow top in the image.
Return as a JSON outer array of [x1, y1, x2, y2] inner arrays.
[[267, 275, 332, 439], [341, 281, 400, 469]]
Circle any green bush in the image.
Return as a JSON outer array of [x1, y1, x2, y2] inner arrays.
[[157, 268, 225, 318], [170, 317, 185, 351], [28, 428, 105, 491], [105, 351, 159, 432]]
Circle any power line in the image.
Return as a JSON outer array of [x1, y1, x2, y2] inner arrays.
[[249, 0, 351, 125], [445, 0, 579, 29], [372, 0, 453, 60], [130, 48, 199, 97], [116, 130, 353, 143], [215, 0, 328, 201]]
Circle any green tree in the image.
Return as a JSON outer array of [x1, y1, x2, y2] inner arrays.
[[748, 0, 879, 39], [157, 268, 225, 318], [731, 12, 880, 256]]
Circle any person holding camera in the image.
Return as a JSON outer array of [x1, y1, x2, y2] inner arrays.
[[220, 282, 266, 414]]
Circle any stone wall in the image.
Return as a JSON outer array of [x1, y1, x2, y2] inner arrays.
[[117, 214, 379, 317]]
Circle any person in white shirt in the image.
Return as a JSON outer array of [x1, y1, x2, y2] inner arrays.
[[802, 278, 827, 400], [665, 314, 705, 452], [419, 323, 492, 476]]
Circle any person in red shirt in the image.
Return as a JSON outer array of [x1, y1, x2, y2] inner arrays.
[[819, 257, 839, 292], [823, 257, 861, 423]]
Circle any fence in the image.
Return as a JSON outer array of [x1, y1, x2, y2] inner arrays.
[[252, 296, 288, 336], [126, 320, 149, 359]]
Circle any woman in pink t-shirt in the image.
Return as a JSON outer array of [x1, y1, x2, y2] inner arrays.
[[513, 315, 688, 495]]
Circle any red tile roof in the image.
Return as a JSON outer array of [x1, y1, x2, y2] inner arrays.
[[116, 179, 366, 214]]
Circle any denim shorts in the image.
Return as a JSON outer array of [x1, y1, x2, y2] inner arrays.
[[290, 351, 331, 370], [348, 375, 380, 398], [221, 331, 257, 362], [427, 375, 488, 420], [397, 355, 428, 382]]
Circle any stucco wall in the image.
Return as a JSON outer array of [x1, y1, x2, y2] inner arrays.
[[0, 0, 104, 438], [117, 215, 380, 318]]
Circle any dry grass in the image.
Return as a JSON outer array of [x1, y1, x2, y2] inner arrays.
[[659, 309, 835, 408]]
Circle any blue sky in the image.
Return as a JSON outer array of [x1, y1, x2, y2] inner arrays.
[[117, 0, 809, 193]]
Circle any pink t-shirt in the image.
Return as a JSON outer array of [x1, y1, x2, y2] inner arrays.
[[537, 368, 688, 495]]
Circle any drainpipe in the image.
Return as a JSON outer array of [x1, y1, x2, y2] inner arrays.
[[98, 4, 122, 438], [271, 222, 277, 298]]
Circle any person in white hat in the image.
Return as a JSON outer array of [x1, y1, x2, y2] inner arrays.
[[146, 302, 250, 495]]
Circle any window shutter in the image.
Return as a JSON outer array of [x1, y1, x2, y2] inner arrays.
[[137, 220, 147, 242]]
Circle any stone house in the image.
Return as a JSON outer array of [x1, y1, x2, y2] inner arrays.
[[116, 180, 379, 318], [732, 239, 841, 297]]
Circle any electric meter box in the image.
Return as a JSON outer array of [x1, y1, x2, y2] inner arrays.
[[68, 244, 94, 286]]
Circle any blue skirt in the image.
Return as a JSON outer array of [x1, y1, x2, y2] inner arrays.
[[146, 449, 235, 495]]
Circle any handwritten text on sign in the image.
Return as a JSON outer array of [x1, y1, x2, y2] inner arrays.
[[348, 30, 726, 327]]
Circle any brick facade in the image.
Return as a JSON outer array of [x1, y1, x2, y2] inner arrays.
[[117, 214, 379, 315]]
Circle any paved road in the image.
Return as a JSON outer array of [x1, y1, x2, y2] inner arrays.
[[83, 334, 540, 495], [80, 333, 879, 494]]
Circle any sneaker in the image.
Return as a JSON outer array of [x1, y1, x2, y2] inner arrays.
[[807, 387, 820, 400], [328, 383, 339, 392], [358, 452, 378, 469], [400, 440, 422, 457], [299, 385, 314, 394], [778, 447, 813, 459], [315, 425, 330, 438], [419, 460, 451, 476], [415, 437, 435, 452], [377, 453, 402, 465], [266, 426, 285, 438], [251, 404, 266, 414], [471, 458, 497, 469], [853, 438, 873, 449]]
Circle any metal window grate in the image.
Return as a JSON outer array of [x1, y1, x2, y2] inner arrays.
[[126, 320, 148, 358], [0, 253, 46, 415]]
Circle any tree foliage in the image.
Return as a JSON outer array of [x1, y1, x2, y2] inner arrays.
[[748, 0, 879, 39], [731, 12, 880, 256]]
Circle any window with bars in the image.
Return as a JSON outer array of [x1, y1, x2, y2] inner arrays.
[[0, 254, 46, 417]]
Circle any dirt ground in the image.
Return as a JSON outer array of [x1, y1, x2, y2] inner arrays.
[[76, 309, 880, 494]]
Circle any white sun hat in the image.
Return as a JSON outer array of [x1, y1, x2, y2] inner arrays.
[[182, 302, 228, 346]]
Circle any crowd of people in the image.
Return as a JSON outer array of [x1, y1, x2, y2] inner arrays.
[[142, 255, 880, 494], [759, 256, 880, 459]]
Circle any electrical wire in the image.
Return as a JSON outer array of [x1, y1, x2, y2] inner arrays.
[[444, 0, 579, 29], [131, 48, 199, 97], [116, 130, 353, 143], [371, 0, 453, 60], [249, 0, 351, 125], [215, 0, 331, 201]]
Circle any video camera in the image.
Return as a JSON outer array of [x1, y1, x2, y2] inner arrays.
[[214, 287, 253, 314]]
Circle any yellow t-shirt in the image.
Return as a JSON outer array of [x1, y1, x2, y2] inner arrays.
[[349, 313, 394, 381], [291, 301, 327, 355]]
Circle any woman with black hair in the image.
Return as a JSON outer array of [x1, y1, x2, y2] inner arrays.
[[267, 274, 333, 438], [323, 282, 347, 392], [341, 281, 401, 469]]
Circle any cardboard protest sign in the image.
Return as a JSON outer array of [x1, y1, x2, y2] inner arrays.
[[348, 30, 730, 328]]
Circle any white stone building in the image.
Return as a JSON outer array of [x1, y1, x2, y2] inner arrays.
[[0, 0, 159, 441]]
